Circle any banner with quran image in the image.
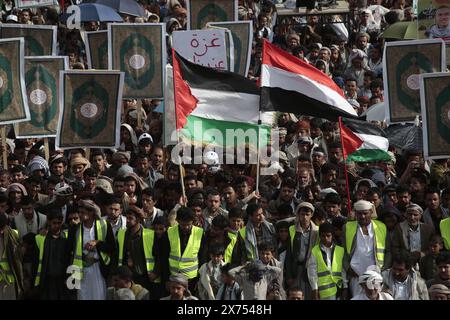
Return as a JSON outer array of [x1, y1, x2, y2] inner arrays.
[[56, 71, 124, 149], [108, 23, 165, 99], [0, 38, 30, 125], [15, 56, 68, 138], [0, 24, 57, 56], [420, 73, 450, 159], [187, 0, 238, 30], [383, 39, 446, 123], [208, 21, 253, 76], [15, 0, 57, 9], [83, 30, 108, 70]]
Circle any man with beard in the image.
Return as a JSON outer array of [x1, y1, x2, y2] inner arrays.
[[320, 163, 338, 189], [116, 208, 160, 297], [135, 154, 163, 189], [163, 207, 206, 292], [268, 179, 299, 216]]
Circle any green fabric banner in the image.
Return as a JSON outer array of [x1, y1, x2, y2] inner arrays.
[[109, 23, 165, 99], [0, 24, 57, 56], [0, 38, 30, 125], [384, 40, 444, 122], [422, 73, 450, 159], [57, 71, 124, 149], [188, 0, 237, 30], [15, 57, 67, 138], [84, 30, 108, 70]]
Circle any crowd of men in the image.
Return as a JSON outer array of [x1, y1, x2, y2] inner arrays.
[[0, 0, 449, 301]]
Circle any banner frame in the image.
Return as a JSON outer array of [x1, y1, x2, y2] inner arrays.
[[0, 24, 57, 56], [56, 70, 125, 150]]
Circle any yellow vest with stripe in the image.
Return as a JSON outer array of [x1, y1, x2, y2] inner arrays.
[[224, 232, 238, 264], [168, 225, 203, 279], [72, 220, 111, 280], [34, 230, 68, 287], [288, 224, 320, 249], [239, 227, 256, 261], [0, 229, 19, 284], [311, 244, 344, 299], [440, 218, 450, 250], [345, 220, 386, 268], [117, 228, 155, 272]]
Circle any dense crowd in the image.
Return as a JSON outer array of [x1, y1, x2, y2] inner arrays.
[[0, 0, 449, 301]]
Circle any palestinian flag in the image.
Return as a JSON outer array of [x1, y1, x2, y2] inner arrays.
[[172, 50, 272, 147], [260, 40, 357, 120], [339, 117, 391, 162]]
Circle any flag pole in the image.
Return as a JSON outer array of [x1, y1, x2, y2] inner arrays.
[[338, 117, 352, 214], [255, 112, 262, 194], [171, 48, 186, 205]]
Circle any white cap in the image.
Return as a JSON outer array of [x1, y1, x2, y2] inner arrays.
[[6, 15, 18, 22], [204, 151, 219, 165], [138, 133, 153, 144]]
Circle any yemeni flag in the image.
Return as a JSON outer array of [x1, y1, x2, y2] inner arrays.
[[339, 117, 391, 162], [260, 40, 357, 120], [172, 50, 272, 147]]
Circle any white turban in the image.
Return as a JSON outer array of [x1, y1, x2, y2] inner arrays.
[[358, 266, 383, 286], [354, 200, 373, 211]]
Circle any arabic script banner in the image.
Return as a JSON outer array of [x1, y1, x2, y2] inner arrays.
[[172, 29, 228, 70]]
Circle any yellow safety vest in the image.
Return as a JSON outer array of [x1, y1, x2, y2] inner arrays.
[[440, 218, 450, 250], [34, 230, 68, 287], [117, 228, 155, 272], [288, 224, 320, 249], [224, 232, 237, 264], [345, 220, 386, 268], [168, 225, 203, 279], [72, 220, 111, 280], [238, 227, 257, 261], [311, 244, 344, 299], [0, 229, 18, 285]]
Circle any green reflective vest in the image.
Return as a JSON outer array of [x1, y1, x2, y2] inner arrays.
[[117, 228, 155, 272], [311, 244, 344, 299], [73, 220, 111, 280], [0, 229, 18, 284], [239, 227, 256, 261], [440, 218, 450, 250], [288, 224, 320, 249], [168, 225, 203, 279], [224, 232, 237, 264], [345, 220, 386, 268], [34, 230, 68, 287]]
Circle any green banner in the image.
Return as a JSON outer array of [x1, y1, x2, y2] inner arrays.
[[15, 57, 67, 138], [57, 71, 124, 149], [208, 21, 253, 76], [0, 24, 57, 56], [384, 40, 444, 123], [0, 38, 30, 125], [109, 23, 165, 99], [84, 31, 108, 70], [188, 0, 237, 30], [422, 73, 450, 159]]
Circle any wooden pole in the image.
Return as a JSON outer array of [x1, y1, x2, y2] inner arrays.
[[1, 127, 7, 170], [137, 100, 142, 129], [44, 138, 50, 162], [338, 117, 352, 214]]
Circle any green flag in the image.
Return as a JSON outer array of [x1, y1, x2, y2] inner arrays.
[[83, 30, 109, 70], [15, 56, 67, 138], [421, 72, 450, 159], [0, 38, 30, 125], [187, 0, 238, 30], [384, 39, 445, 123], [108, 23, 165, 99], [0, 24, 57, 56], [208, 21, 253, 76], [56, 71, 124, 149]]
